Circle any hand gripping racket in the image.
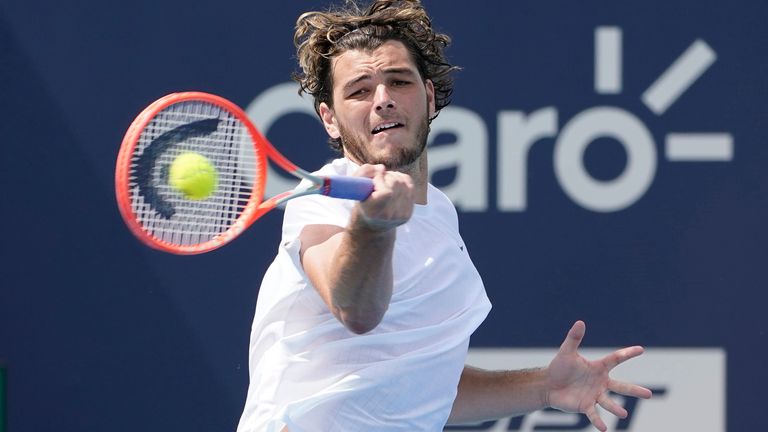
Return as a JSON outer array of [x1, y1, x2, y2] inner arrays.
[[115, 92, 374, 254]]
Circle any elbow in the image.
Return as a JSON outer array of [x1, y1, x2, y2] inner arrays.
[[344, 318, 381, 335], [337, 307, 387, 335], [330, 280, 393, 334]]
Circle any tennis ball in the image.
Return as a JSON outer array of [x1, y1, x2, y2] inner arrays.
[[168, 152, 218, 200]]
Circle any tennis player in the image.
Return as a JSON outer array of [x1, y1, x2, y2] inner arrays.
[[237, 1, 652, 431]]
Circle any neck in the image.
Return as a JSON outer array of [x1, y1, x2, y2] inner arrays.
[[411, 154, 429, 205], [401, 154, 429, 205]]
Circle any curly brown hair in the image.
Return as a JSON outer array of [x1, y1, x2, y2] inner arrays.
[[293, 0, 459, 151]]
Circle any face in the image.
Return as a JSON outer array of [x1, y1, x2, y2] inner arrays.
[[319, 40, 436, 171]]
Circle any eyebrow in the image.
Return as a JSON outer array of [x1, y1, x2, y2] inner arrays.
[[342, 67, 419, 92]]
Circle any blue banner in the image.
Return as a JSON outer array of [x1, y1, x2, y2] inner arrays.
[[1, 0, 765, 430]]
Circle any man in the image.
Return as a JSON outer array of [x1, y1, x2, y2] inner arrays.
[[238, 1, 652, 431]]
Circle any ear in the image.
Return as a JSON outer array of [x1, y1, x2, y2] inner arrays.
[[319, 102, 340, 139], [425, 79, 436, 118]]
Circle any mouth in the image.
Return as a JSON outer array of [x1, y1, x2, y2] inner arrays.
[[371, 122, 404, 135]]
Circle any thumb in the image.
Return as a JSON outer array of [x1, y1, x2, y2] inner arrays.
[[559, 320, 586, 354]]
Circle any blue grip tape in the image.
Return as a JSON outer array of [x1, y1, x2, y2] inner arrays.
[[323, 175, 374, 201]]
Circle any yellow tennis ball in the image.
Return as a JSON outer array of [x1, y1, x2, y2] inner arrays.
[[168, 152, 218, 200]]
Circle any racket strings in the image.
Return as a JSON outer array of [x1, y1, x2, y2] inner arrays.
[[128, 101, 261, 246]]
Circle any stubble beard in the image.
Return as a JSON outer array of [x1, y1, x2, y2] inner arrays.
[[339, 110, 430, 172]]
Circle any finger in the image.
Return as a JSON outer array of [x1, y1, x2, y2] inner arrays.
[[376, 173, 414, 206], [597, 393, 628, 418], [559, 320, 586, 354], [358, 171, 414, 229], [355, 163, 386, 178], [609, 379, 653, 399], [382, 171, 413, 189], [602, 346, 645, 370], [584, 405, 607, 432]]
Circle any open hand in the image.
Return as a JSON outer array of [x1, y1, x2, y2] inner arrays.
[[545, 321, 653, 431]]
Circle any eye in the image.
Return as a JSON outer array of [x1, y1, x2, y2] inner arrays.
[[348, 88, 369, 98]]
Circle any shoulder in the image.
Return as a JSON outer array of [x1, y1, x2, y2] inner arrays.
[[317, 157, 359, 176]]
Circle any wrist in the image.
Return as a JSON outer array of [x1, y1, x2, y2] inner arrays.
[[523, 367, 552, 410], [501, 367, 551, 412], [541, 366, 552, 409], [350, 205, 404, 234]]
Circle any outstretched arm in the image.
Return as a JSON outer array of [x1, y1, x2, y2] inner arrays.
[[448, 321, 652, 431], [301, 164, 415, 334]]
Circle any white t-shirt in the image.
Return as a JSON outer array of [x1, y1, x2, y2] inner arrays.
[[238, 158, 491, 432]]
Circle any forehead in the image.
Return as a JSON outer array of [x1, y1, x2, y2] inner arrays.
[[330, 40, 419, 83]]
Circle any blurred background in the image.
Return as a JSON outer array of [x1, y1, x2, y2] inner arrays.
[[1, 0, 765, 430]]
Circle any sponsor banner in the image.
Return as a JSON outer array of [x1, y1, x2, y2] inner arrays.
[[446, 348, 725, 431], [249, 26, 733, 214]]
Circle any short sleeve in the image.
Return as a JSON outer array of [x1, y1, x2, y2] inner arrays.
[[279, 157, 359, 242], [281, 192, 355, 243]]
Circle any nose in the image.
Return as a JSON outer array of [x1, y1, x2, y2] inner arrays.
[[374, 85, 395, 111]]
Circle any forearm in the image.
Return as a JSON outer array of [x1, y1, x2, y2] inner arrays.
[[301, 165, 416, 334], [448, 365, 550, 425], [302, 207, 397, 334], [328, 213, 396, 333]]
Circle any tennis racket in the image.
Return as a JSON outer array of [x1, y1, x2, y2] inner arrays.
[[115, 91, 374, 254]]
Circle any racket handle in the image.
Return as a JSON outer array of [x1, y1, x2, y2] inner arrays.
[[323, 175, 374, 201]]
